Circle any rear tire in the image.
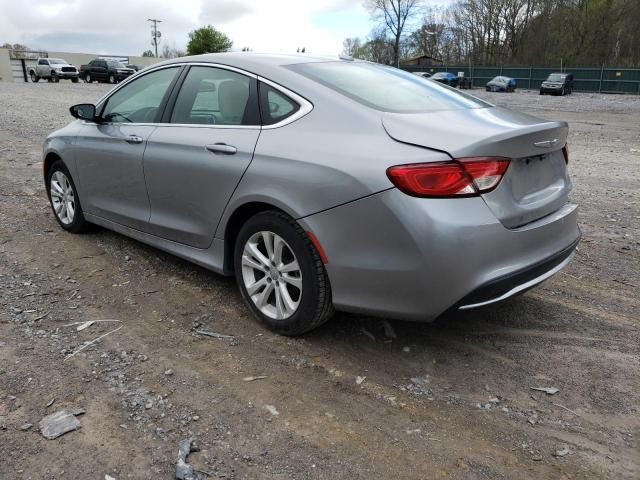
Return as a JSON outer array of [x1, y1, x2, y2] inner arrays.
[[234, 211, 333, 336], [52, 72, 59, 83], [84, 73, 92, 83], [109, 74, 116, 84], [46, 160, 90, 233], [30, 72, 39, 83]]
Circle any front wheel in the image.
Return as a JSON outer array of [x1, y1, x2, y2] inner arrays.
[[47, 161, 89, 233], [234, 211, 333, 336], [30, 72, 39, 83], [52, 72, 59, 83]]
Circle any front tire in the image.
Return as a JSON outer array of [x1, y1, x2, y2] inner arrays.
[[52, 72, 59, 83], [234, 211, 333, 336], [46, 161, 89, 233]]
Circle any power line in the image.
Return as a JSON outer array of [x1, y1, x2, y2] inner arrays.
[[148, 18, 162, 57]]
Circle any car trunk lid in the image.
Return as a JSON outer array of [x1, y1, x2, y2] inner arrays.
[[382, 106, 571, 228]]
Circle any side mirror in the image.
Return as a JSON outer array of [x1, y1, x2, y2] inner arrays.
[[70, 103, 96, 121]]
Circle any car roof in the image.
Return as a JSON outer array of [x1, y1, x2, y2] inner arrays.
[[159, 52, 341, 70]]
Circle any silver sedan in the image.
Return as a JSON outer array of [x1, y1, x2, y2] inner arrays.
[[43, 53, 580, 335]]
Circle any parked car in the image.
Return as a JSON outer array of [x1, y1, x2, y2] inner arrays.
[[486, 76, 516, 92], [412, 71, 431, 78], [430, 71, 459, 87], [29, 58, 79, 83], [127, 64, 143, 72], [540, 73, 574, 95], [80, 59, 135, 84], [43, 54, 579, 335]]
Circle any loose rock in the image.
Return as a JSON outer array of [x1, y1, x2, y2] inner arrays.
[[39, 410, 81, 439]]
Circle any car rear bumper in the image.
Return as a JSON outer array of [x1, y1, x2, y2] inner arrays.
[[300, 189, 580, 321], [455, 237, 579, 309], [540, 86, 563, 93]]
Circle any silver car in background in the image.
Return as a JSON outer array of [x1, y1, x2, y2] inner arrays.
[[43, 53, 580, 335]]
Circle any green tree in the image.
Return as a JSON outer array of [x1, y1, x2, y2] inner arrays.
[[187, 25, 233, 55], [142, 50, 155, 57]]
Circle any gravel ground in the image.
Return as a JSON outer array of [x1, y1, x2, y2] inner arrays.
[[0, 82, 639, 479]]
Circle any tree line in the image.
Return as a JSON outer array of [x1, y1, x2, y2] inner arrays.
[[345, 0, 640, 67]]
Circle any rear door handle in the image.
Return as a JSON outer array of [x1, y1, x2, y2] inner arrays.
[[126, 135, 143, 144], [206, 143, 237, 155]]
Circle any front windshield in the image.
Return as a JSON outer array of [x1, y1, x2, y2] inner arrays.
[[547, 74, 564, 82], [49, 59, 65, 64], [108, 61, 126, 69], [289, 62, 489, 113]]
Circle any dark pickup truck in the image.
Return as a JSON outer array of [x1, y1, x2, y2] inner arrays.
[[80, 59, 135, 84]]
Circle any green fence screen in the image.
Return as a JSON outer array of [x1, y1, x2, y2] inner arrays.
[[401, 65, 640, 94]]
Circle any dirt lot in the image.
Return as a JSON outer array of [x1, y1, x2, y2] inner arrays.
[[0, 82, 638, 480]]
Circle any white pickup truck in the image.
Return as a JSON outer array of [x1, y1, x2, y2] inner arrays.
[[29, 58, 80, 83]]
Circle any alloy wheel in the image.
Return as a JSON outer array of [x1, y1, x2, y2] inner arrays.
[[241, 231, 302, 320], [50, 171, 75, 225]]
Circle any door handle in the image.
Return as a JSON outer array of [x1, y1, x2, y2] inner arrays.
[[206, 143, 237, 155], [126, 135, 143, 144]]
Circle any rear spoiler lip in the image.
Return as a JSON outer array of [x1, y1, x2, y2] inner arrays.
[[382, 107, 569, 160]]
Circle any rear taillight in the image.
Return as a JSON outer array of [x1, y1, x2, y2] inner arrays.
[[386, 157, 509, 198], [562, 144, 569, 164]]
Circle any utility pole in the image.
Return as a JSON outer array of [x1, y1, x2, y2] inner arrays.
[[148, 18, 162, 57]]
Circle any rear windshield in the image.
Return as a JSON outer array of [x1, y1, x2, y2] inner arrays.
[[288, 62, 489, 113]]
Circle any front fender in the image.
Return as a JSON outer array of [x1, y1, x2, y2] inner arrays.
[[42, 126, 78, 186]]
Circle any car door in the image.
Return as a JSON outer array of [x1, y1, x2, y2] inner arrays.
[[74, 66, 181, 231], [93, 60, 107, 81], [142, 65, 261, 248], [37, 59, 48, 77]]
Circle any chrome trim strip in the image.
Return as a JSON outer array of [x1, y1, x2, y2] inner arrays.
[[153, 123, 261, 130], [458, 253, 573, 310]]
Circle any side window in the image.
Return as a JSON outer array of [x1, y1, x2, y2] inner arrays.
[[259, 83, 299, 126], [39, 59, 48, 65], [171, 66, 256, 125], [101, 67, 178, 123]]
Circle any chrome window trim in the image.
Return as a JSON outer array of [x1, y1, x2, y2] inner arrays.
[[93, 61, 313, 129], [258, 75, 313, 129]]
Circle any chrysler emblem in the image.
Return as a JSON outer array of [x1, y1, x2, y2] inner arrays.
[[534, 138, 559, 148]]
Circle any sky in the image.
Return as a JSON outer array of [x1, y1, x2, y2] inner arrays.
[[0, 0, 453, 57]]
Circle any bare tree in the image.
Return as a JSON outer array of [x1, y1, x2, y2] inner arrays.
[[342, 37, 362, 56], [366, 0, 423, 66]]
